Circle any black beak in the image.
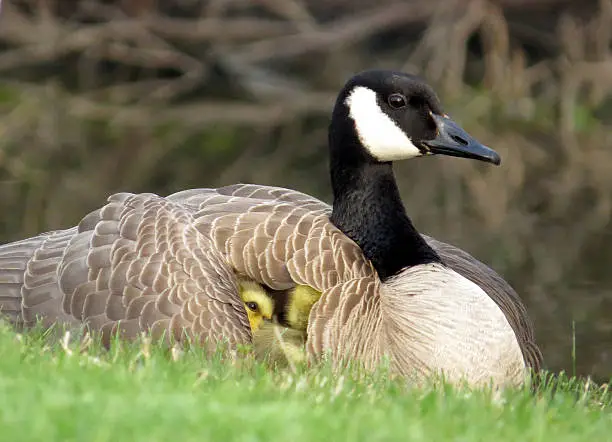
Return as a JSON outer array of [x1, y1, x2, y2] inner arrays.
[[423, 114, 501, 165]]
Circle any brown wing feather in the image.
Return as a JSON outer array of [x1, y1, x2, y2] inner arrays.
[[190, 198, 374, 293], [307, 277, 383, 369], [0, 234, 63, 329], [23, 228, 83, 328], [0, 192, 252, 350], [79, 193, 252, 349]]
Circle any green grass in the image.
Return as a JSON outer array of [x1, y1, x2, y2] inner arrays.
[[0, 324, 609, 442]]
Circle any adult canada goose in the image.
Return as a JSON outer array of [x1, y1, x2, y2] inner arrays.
[[0, 70, 541, 387]]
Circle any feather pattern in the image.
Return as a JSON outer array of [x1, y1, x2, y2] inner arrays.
[[1, 192, 251, 350], [0, 184, 541, 384]]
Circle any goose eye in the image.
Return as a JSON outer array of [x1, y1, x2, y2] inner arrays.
[[246, 302, 259, 312], [388, 94, 407, 109]]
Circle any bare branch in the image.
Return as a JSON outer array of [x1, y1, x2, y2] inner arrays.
[[230, 3, 438, 63], [1, 81, 335, 127]]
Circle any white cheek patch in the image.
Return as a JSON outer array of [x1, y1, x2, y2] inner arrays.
[[345, 86, 422, 161]]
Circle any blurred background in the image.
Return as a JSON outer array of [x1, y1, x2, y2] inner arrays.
[[0, 0, 611, 382]]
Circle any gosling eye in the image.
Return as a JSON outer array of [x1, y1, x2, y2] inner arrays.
[[246, 301, 259, 312], [388, 93, 407, 109]]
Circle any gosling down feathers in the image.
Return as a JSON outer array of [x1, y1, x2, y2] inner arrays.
[[238, 278, 274, 332], [0, 70, 542, 387], [237, 279, 308, 367]]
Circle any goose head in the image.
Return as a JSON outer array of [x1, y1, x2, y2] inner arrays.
[[329, 69, 500, 166], [328, 70, 501, 280]]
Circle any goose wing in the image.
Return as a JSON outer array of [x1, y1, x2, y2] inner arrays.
[[169, 184, 375, 293], [0, 229, 82, 330], [0, 192, 251, 349], [168, 183, 331, 212], [306, 276, 383, 366], [174, 185, 381, 365]]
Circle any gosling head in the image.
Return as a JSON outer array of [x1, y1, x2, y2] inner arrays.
[[286, 285, 321, 332], [331, 69, 501, 165], [238, 279, 274, 332]]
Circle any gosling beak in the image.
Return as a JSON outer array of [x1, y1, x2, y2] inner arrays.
[[423, 114, 501, 166]]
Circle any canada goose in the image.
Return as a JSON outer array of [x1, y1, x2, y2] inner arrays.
[[0, 70, 542, 387]]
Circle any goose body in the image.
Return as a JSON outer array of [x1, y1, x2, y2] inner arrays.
[[336, 263, 525, 385], [0, 70, 542, 387]]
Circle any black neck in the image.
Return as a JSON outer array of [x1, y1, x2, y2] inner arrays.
[[328, 110, 441, 281]]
